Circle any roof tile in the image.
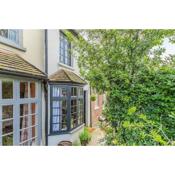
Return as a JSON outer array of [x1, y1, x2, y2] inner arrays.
[[0, 49, 46, 79], [49, 69, 86, 84]]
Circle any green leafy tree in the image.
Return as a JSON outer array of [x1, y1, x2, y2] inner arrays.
[[71, 29, 175, 145]]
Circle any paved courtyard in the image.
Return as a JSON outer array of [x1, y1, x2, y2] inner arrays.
[[88, 126, 106, 146]]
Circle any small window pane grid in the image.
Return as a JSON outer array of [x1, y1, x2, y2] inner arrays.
[[50, 86, 84, 134], [0, 29, 19, 45], [19, 103, 38, 146], [51, 86, 68, 132], [1, 105, 13, 145], [0, 79, 40, 146], [59, 31, 72, 67]]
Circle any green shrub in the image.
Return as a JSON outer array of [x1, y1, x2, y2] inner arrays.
[[105, 67, 175, 145], [79, 127, 91, 146], [72, 29, 175, 146]]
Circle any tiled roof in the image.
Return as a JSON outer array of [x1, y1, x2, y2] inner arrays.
[[49, 69, 86, 84], [0, 49, 46, 79]]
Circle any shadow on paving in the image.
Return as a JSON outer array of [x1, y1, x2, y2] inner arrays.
[[88, 126, 106, 146]]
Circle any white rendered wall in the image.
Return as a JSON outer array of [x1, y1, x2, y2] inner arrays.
[[48, 124, 84, 145]]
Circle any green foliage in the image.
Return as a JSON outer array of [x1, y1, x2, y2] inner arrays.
[[73, 29, 175, 145], [104, 68, 175, 145], [79, 127, 91, 146], [90, 94, 96, 101], [127, 106, 137, 116]]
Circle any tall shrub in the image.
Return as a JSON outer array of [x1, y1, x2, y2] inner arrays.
[[71, 29, 175, 145]]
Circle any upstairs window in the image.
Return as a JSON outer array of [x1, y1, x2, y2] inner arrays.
[[59, 31, 72, 67], [0, 29, 20, 45]]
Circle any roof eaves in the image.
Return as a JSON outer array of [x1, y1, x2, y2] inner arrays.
[[0, 68, 47, 80]]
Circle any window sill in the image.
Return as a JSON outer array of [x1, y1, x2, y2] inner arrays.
[[58, 62, 74, 71], [0, 38, 26, 52], [70, 123, 85, 134], [49, 123, 85, 136]]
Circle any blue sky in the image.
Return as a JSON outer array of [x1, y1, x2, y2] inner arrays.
[[163, 39, 175, 55]]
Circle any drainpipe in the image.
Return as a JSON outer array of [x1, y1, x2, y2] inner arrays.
[[90, 86, 92, 127], [44, 29, 48, 146], [45, 30, 48, 74]]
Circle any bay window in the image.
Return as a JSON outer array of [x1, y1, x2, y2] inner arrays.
[[50, 85, 84, 134], [0, 78, 41, 146]]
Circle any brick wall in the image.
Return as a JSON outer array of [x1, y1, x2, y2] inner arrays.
[[91, 94, 104, 127]]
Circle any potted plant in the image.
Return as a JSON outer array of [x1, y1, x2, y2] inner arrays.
[[79, 127, 91, 146]]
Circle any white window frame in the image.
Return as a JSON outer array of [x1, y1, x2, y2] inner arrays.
[[59, 31, 72, 67], [0, 76, 42, 146], [0, 29, 25, 51]]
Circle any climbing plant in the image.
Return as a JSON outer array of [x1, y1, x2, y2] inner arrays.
[[70, 29, 175, 145]]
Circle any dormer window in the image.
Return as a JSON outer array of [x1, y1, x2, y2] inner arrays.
[[59, 31, 72, 67]]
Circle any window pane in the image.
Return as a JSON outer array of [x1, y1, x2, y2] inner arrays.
[[20, 104, 28, 116], [52, 123, 59, 132], [71, 87, 77, 96], [30, 82, 36, 98], [0, 29, 8, 38], [79, 99, 84, 124], [78, 99, 84, 124], [2, 134, 13, 146], [2, 105, 13, 120], [61, 88, 67, 97], [52, 98, 67, 132], [79, 88, 83, 97], [20, 104, 29, 130], [20, 82, 28, 98], [31, 138, 37, 146], [20, 141, 29, 146], [52, 87, 60, 97], [31, 103, 36, 114], [52, 101, 60, 116], [71, 99, 78, 128], [71, 113, 78, 128], [31, 126, 37, 138], [59, 32, 71, 66], [52, 87, 67, 97], [20, 129, 29, 142], [20, 116, 28, 129], [53, 108, 60, 116], [53, 101, 59, 108], [31, 103, 36, 126], [52, 100, 60, 132], [61, 115, 67, 130], [2, 80, 13, 99], [60, 53, 64, 62], [53, 116, 59, 123], [2, 120, 13, 134], [9, 30, 19, 44], [62, 100, 67, 115], [0, 30, 19, 45]]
